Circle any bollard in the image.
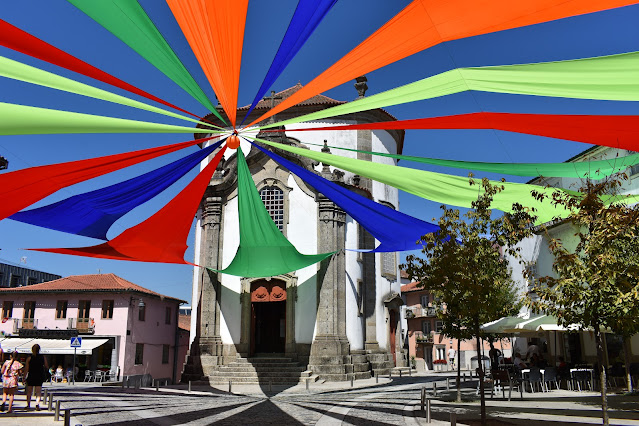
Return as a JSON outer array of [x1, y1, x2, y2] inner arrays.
[[64, 409, 71, 426], [420, 387, 426, 411], [44, 389, 48, 404], [48, 393, 54, 411], [409, 368, 412, 377], [350, 376, 354, 387], [228, 380, 232, 393], [447, 378, 450, 391], [188, 381, 191, 393], [376, 372, 379, 384], [450, 412, 457, 426], [305, 379, 309, 391], [463, 373, 466, 383], [399, 369, 402, 378], [433, 381, 437, 396], [155, 380, 159, 392], [426, 399, 431, 423], [126, 377, 129, 389], [269, 380, 272, 392], [54, 401, 60, 421]]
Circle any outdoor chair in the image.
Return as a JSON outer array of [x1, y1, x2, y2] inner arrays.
[[571, 370, 592, 391], [543, 367, 560, 391], [524, 368, 544, 392], [491, 369, 523, 401], [106, 366, 119, 382], [93, 370, 105, 382], [84, 370, 94, 382]]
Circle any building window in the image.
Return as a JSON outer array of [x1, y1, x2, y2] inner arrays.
[[78, 300, 91, 319], [102, 300, 114, 319], [259, 186, 285, 231], [165, 307, 171, 325], [23, 301, 36, 319], [135, 343, 144, 365], [421, 320, 431, 334], [162, 344, 170, 364], [27, 277, 38, 286], [9, 275, 20, 287], [435, 320, 444, 333], [0, 272, 4, 286], [381, 252, 396, 278], [2, 301, 13, 319], [420, 295, 429, 307], [138, 304, 146, 321], [56, 301, 68, 319]]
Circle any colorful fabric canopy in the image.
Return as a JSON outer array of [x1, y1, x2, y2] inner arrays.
[[11, 141, 223, 240], [0, 55, 213, 127], [292, 141, 639, 178], [0, 18, 200, 120], [252, 137, 573, 224], [166, 0, 248, 127], [212, 147, 333, 277], [240, 0, 337, 125], [0, 102, 220, 136], [67, 0, 225, 123], [252, 143, 439, 252], [0, 137, 214, 221], [246, 0, 635, 127], [259, 51, 639, 130], [271, 113, 639, 153], [30, 145, 228, 264]]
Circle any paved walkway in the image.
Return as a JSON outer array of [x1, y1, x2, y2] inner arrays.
[[0, 373, 636, 425]]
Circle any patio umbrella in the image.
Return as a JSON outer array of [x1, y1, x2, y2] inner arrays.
[[481, 316, 525, 334]]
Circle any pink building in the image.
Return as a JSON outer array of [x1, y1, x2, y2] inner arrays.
[[0, 274, 187, 384], [402, 282, 512, 371]]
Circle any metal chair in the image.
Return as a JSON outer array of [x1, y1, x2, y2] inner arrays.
[[93, 370, 104, 382], [572, 370, 592, 391], [84, 370, 94, 382], [524, 368, 544, 392], [543, 367, 560, 391], [491, 369, 523, 401]]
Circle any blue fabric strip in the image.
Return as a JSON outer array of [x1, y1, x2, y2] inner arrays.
[[240, 0, 337, 126], [252, 142, 439, 252], [10, 140, 223, 240]]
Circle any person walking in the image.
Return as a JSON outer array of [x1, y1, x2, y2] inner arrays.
[[1, 351, 23, 413], [448, 346, 456, 370], [24, 344, 48, 411]]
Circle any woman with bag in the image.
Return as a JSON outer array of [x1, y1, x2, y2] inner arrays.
[[1, 351, 23, 413], [24, 344, 48, 411]]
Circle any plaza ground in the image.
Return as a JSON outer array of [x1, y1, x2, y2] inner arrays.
[[0, 372, 636, 425]]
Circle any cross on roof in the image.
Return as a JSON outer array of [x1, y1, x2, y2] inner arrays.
[[263, 90, 283, 109]]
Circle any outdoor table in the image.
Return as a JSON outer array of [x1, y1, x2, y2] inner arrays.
[[570, 368, 595, 391]]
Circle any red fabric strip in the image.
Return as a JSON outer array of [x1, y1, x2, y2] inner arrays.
[[0, 18, 202, 120], [1, 136, 216, 221], [274, 113, 639, 152], [30, 145, 227, 264]]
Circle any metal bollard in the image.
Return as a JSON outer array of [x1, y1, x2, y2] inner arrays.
[[43, 389, 48, 404], [376, 372, 379, 384], [188, 381, 191, 393], [54, 401, 60, 421], [155, 380, 159, 392], [269, 380, 272, 392], [228, 380, 232, 393], [64, 409, 71, 426], [48, 393, 54, 411], [450, 412, 456, 426], [447, 378, 450, 391], [305, 379, 309, 391], [426, 399, 431, 423], [409, 368, 412, 377], [399, 369, 402, 378], [350, 376, 354, 387], [433, 381, 437, 396], [463, 373, 466, 382], [420, 387, 426, 411]]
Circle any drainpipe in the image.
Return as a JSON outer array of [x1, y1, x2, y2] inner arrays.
[[172, 302, 182, 384]]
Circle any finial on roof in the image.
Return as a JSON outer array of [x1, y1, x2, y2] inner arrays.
[[355, 76, 368, 98]]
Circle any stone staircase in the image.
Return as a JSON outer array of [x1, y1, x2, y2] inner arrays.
[[367, 352, 394, 376], [204, 355, 317, 385]]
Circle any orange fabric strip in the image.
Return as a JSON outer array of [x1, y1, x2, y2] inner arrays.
[[166, 0, 248, 128], [246, 0, 636, 128]]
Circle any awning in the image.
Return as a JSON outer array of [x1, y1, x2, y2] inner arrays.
[[480, 316, 525, 334], [1, 338, 108, 355]]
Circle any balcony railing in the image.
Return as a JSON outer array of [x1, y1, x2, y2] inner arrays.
[[406, 306, 437, 318], [12, 318, 38, 332], [69, 318, 95, 334]]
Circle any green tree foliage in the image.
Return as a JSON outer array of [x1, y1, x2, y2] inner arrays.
[[403, 178, 535, 425], [529, 174, 639, 424]]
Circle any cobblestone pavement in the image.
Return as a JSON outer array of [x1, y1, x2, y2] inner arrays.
[[3, 374, 638, 425]]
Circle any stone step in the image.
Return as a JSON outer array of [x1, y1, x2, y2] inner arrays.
[[218, 366, 306, 373], [207, 376, 315, 385], [226, 362, 303, 368], [235, 357, 293, 364], [213, 371, 306, 378]]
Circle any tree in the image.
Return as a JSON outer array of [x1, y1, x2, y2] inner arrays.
[[529, 174, 639, 424], [403, 178, 536, 425]]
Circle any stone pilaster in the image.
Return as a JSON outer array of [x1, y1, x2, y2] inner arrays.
[[198, 196, 224, 362], [309, 196, 352, 380], [359, 226, 379, 352], [356, 130, 372, 192]]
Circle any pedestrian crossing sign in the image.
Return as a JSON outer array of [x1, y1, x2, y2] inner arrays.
[[70, 337, 82, 348]]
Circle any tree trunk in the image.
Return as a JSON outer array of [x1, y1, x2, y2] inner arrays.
[[475, 326, 486, 425], [594, 326, 609, 425], [456, 338, 462, 402], [622, 335, 633, 393]]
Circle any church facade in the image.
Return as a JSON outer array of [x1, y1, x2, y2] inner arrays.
[[184, 81, 407, 381]]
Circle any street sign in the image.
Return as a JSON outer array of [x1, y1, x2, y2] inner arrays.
[[70, 336, 82, 348]]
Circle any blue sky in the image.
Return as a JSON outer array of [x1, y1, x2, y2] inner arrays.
[[1, 1, 638, 303]]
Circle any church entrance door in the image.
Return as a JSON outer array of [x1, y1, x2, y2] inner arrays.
[[390, 310, 398, 366], [250, 280, 286, 355]]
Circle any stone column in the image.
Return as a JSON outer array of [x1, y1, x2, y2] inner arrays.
[[309, 196, 351, 380], [356, 130, 372, 192], [198, 196, 224, 362], [359, 226, 379, 351]]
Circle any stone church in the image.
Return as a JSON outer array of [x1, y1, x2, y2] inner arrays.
[[182, 79, 407, 383]]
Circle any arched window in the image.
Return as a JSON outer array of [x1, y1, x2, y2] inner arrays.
[[259, 186, 285, 231]]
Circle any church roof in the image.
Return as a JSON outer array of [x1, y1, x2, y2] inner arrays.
[[238, 83, 344, 110]]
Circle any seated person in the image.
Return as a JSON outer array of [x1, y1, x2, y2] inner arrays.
[[557, 356, 570, 379], [513, 353, 527, 371], [54, 365, 64, 382]]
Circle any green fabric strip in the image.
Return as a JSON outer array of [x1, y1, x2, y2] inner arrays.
[[259, 51, 639, 130], [211, 147, 334, 277], [300, 142, 639, 178], [251, 137, 573, 224], [68, 0, 226, 124], [0, 102, 220, 135], [0, 55, 221, 128]]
